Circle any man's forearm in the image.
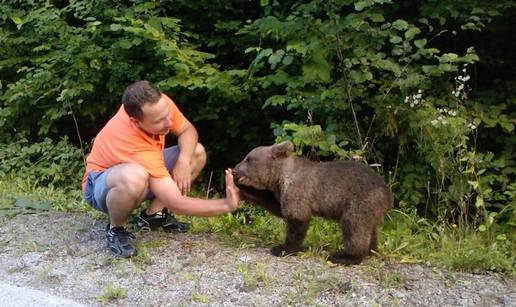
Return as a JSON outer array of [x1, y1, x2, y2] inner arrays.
[[150, 176, 234, 217], [164, 195, 231, 217], [177, 124, 198, 164]]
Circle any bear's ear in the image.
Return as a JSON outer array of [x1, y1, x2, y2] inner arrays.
[[272, 141, 294, 158]]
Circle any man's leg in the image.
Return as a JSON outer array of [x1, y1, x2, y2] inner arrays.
[[105, 163, 150, 226], [83, 163, 149, 257]]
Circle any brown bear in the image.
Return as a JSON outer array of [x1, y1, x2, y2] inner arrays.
[[233, 141, 392, 265]]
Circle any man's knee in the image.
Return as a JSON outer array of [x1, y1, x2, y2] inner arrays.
[[108, 164, 149, 196], [194, 143, 207, 167]]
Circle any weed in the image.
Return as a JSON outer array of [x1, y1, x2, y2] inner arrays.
[[285, 264, 340, 305], [6, 261, 26, 274], [382, 209, 515, 275], [190, 274, 210, 304], [237, 262, 269, 289], [36, 264, 60, 284], [95, 283, 127, 303], [133, 245, 153, 266]]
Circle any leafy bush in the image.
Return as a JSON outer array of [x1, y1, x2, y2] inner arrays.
[[0, 137, 85, 188], [237, 0, 516, 227]]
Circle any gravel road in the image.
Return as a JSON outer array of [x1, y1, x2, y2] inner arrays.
[[0, 212, 514, 306]]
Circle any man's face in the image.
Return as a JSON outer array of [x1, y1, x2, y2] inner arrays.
[[131, 95, 172, 136]]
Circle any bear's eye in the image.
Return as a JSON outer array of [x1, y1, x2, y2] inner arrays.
[[246, 156, 253, 163]]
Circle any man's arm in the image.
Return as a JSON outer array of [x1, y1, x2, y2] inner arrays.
[[150, 169, 239, 216], [172, 119, 198, 195]]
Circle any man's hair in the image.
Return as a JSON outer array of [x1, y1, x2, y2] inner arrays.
[[122, 80, 162, 120]]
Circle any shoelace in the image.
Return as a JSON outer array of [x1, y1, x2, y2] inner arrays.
[[110, 227, 136, 242]]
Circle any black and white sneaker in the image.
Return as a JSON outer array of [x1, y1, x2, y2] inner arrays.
[[106, 224, 137, 258], [136, 209, 190, 233]]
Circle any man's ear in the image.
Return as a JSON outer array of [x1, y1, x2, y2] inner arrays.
[[129, 116, 141, 127], [272, 141, 294, 158]]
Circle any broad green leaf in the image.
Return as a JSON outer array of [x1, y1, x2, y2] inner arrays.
[[414, 39, 427, 48], [354, 1, 369, 11], [475, 195, 484, 208], [286, 40, 307, 55], [392, 19, 409, 30], [389, 36, 402, 44], [11, 16, 22, 25], [119, 40, 133, 49], [282, 55, 293, 65], [110, 24, 122, 31], [467, 180, 479, 189], [370, 13, 385, 23], [405, 27, 421, 40], [268, 49, 285, 70], [439, 53, 459, 63]]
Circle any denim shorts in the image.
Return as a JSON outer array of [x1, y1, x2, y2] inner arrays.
[[83, 146, 180, 213]]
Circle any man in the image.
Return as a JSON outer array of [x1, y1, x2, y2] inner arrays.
[[82, 80, 240, 257]]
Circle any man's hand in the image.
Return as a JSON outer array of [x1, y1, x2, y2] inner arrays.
[[224, 168, 240, 211], [172, 159, 192, 195]]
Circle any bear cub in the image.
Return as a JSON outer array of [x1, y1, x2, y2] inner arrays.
[[233, 141, 392, 265]]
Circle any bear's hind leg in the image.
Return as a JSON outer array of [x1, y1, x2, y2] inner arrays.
[[369, 228, 378, 255], [328, 217, 372, 265]]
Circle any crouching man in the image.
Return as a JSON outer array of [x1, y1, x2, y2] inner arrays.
[[82, 80, 239, 257]]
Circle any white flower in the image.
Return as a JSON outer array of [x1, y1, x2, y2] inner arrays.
[[431, 119, 438, 126]]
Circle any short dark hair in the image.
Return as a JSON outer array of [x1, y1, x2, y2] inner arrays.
[[122, 80, 162, 120]]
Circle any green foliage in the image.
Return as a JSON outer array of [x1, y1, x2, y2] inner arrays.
[[0, 176, 90, 224], [382, 210, 515, 274], [0, 0, 514, 248], [96, 283, 127, 303], [0, 137, 84, 188], [237, 0, 516, 227]]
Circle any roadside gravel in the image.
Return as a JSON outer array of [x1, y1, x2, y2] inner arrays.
[[0, 212, 514, 306]]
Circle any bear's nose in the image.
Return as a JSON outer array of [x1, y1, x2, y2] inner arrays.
[[232, 168, 242, 179]]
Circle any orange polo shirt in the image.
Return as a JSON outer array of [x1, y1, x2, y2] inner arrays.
[[81, 94, 186, 190]]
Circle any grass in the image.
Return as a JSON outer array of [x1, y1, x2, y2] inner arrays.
[[95, 283, 128, 303], [1, 175, 514, 275], [188, 205, 515, 275], [0, 175, 92, 224]]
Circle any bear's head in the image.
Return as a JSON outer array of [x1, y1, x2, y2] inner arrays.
[[233, 141, 294, 190]]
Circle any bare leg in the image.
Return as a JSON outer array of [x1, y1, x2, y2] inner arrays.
[[105, 163, 149, 227], [147, 143, 206, 214]]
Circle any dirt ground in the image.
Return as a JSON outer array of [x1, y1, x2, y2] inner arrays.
[[0, 212, 514, 306]]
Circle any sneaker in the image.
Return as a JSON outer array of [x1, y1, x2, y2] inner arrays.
[[106, 224, 138, 258], [136, 209, 190, 233]]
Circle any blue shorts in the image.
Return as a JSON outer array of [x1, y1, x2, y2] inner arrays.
[[83, 146, 180, 213]]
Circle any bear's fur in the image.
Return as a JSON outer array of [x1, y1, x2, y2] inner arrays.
[[233, 141, 392, 265]]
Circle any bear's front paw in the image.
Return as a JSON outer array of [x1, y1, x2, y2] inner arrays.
[[270, 245, 287, 256], [327, 252, 365, 265], [270, 245, 301, 257]]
